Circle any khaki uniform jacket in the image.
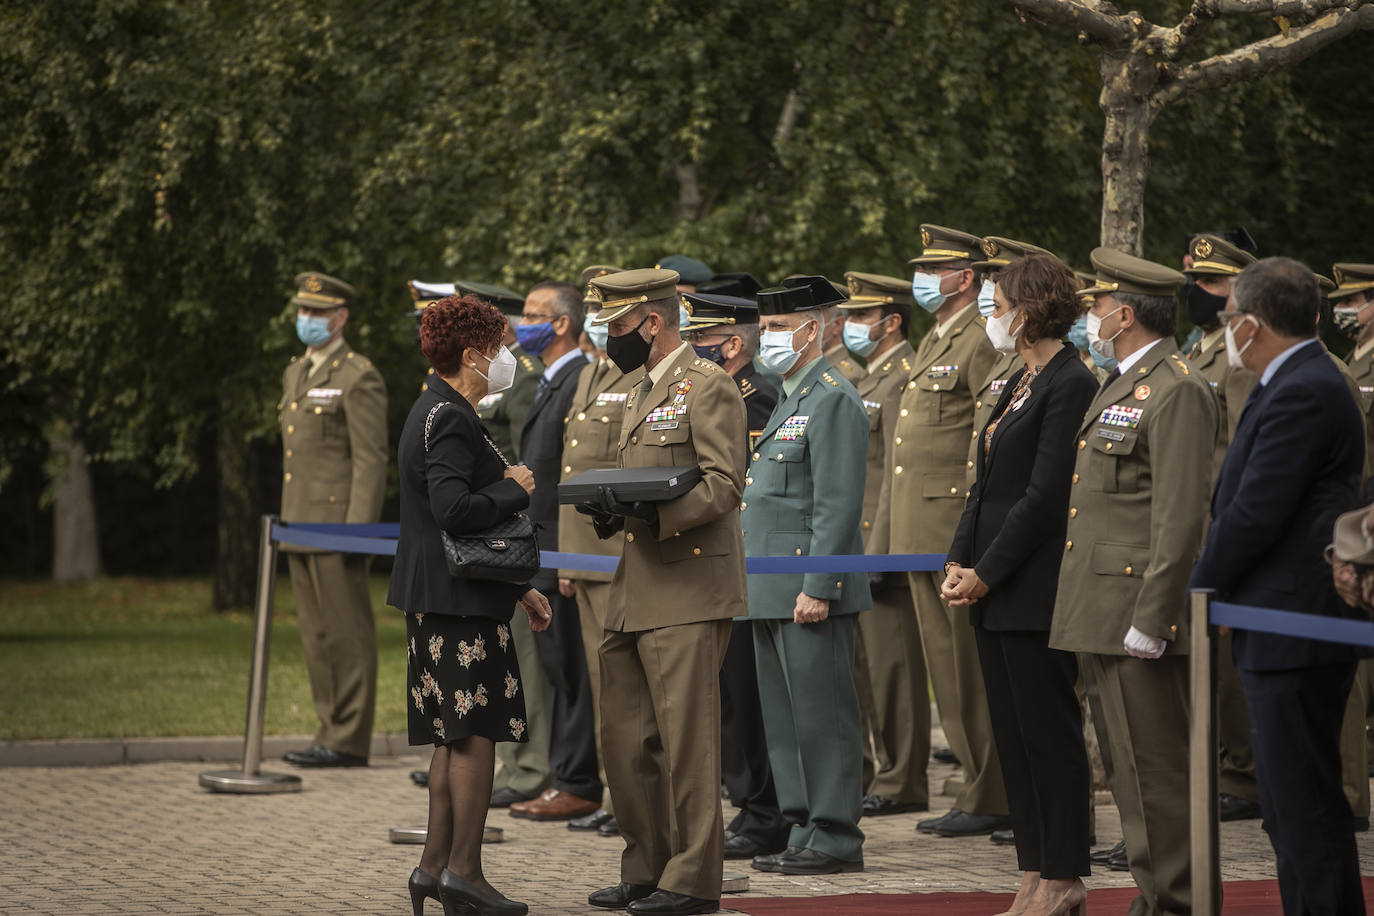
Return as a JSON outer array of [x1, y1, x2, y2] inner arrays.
[[1050, 343, 1217, 656], [964, 350, 1020, 494], [476, 344, 541, 461], [854, 340, 915, 555], [606, 346, 749, 632], [1187, 333, 1258, 482], [1347, 348, 1374, 480], [824, 344, 866, 386], [557, 359, 638, 581], [888, 306, 998, 553], [278, 341, 388, 545]]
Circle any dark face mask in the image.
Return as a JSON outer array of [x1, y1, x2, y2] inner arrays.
[[606, 314, 653, 374], [692, 342, 725, 365], [1186, 281, 1229, 329]]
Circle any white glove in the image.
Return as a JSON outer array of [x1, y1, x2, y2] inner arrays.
[[1123, 626, 1166, 659]]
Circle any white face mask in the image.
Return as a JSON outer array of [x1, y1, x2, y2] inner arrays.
[[1225, 316, 1257, 369], [758, 320, 816, 375], [985, 309, 1022, 355], [1085, 306, 1125, 364], [474, 345, 517, 394]]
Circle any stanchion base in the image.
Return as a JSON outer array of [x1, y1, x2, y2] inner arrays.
[[722, 874, 749, 894], [199, 769, 302, 794], [389, 826, 504, 844]]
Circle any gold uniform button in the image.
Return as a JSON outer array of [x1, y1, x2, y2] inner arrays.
[[740, 501, 748, 511], [745, 477, 753, 486], [895, 466, 903, 475], [900, 408, 909, 417], [1065, 540, 1073, 551], [1125, 565, 1133, 576], [933, 383, 941, 391], [286, 425, 295, 434], [752, 452, 760, 461], [692, 547, 701, 556], [570, 439, 578, 447], [290, 401, 298, 411], [332, 359, 340, 367], [1071, 473, 1079, 484], [776, 453, 784, 460], [564, 465, 572, 474], [1169, 625, 1177, 633], [631, 436, 638, 444], [835, 580, 842, 587], [794, 548, 803, 556], [286, 449, 293, 458], [1069, 508, 1077, 518], [975, 400, 982, 409], [577, 412, 586, 421], [283, 472, 292, 482], [967, 460, 974, 469], [660, 435, 667, 442], [894, 437, 902, 446], [328, 495, 336, 504], [908, 381, 916, 389], [600, 416, 610, 424], [626, 532, 635, 543], [1078, 439, 1086, 449], [971, 430, 978, 440], [950, 487, 958, 494], [314, 406, 323, 415], [1105, 442, 1113, 451]]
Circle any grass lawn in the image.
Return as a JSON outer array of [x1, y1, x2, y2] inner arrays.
[[0, 575, 410, 741]]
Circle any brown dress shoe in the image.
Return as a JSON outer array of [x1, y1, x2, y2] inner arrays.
[[508, 788, 600, 821]]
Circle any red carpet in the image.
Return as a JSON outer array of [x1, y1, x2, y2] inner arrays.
[[725, 877, 1374, 914]]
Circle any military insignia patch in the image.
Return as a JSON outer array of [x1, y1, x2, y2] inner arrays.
[[646, 404, 687, 424], [306, 387, 342, 399], [1193, 237, 1213, 260], [862, 399, 882, 411], [1099, 405, 1142, 428], [594, 392, 629, 406], [989, 379, 1008, 394], [674, 379, 693, 400], [928, 365, 957, 378], [982, 238, 999, 258], [921, 227, 932, 248], [305, 274, 323, 292], [775, 415, 810, 441], [1134, 385, 1151, 401]]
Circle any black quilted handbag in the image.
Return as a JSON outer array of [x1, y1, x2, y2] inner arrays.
[[425, 402, 541, 584]]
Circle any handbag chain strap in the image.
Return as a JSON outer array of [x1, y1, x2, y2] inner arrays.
[[424, 400, 512, 468]]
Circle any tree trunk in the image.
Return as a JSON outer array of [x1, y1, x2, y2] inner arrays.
[[673, 160, 703, 222], [1098, 50, 1156, 255], [213, 407, 259, 610], [50, 421, 101, 582]]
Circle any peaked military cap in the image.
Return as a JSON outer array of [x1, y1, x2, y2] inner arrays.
[[450, 279, 524, 314], [292, 272, 355, 309], [973, 237, 1054, 273], [1184, 234, 1257, 277], [1079, 247, 1185, 298], [1329, 263, 1374, 300], [587, 267, 680, 325], [839, 271, 913, 309], [1316, 274, 1337, 295], [758, 274, 848, 315], [697, 271, 763, 300], [407, 279, 455, 317], [656, 255, 713, 287], [580, 265, 624, 304], [682, 292, 759, 329], [907, 225, 983, 267]]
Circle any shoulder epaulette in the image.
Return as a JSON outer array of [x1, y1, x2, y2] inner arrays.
[[822, 372, 839, 387], [739, 378, 756, 398], [519, 355, 538, 372], [901, 356, 911, 372], [1167, 353, 1191, 376], [691, 358, 723, 374]]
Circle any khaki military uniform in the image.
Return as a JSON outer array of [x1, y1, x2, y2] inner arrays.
[[278, 340, 388, 759], [824, 344, 865, 386], [1052, 342, 1217, 916], [1341, 343, 1374, 819], [476, 343, 541, 460], [888, 303, 1006, 816], [964, 351, 1020, 494], [850, 340, 930, 807]]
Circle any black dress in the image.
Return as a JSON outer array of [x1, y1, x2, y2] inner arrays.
[[405, 612, 529, 746]]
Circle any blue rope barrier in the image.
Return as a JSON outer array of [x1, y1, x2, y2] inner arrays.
[[1211, 601, 1374, 649], [269, 523, 946, 575]]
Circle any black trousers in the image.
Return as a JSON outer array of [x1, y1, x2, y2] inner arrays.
[[533, 587, 602, 803], [975, 626, 1090, 879], [719, 620, 790, 847], [1240, 661, 1365, 916]]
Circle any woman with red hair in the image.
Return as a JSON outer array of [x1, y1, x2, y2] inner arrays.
[[388, 294, 553, 916]]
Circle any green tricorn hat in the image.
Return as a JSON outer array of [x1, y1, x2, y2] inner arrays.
[[839, 271, 913, 309], [1329, 263, 1374, 301], [681, 292, 760, 329], [907, 225, 983, 267], [1183, 234, 1257, 277], [291, 272, 355, 309], [587, 267, 680, 325], [973, 237, 1054, 273], [1079, 247, 1185, 298], [656, 255, 713, 287]]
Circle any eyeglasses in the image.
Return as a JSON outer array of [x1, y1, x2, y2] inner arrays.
[[520, 312, 556, 324]]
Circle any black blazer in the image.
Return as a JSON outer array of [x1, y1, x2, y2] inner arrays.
[[1190, 341, 1371, 671], [386, 374, 530, 620], [947, 344, 1098, 631], [518, 352, 587, 546]]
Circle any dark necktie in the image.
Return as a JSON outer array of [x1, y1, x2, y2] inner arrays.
[[1099, 367, 1121, 392]]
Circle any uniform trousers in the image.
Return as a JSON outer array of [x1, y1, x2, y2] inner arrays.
[[975, 627, 1090, 879], [493, 606, 551, 798], [1241, 662, 1366, 916], [854, 582, 929, 805], [286, 552, 376, 759], [533, 586, 601, 803], [907, 570, 1008, 815], [1085, 653, 1191, 916], [719, 620, 789, 847], [600, 619, 731, 902], [1338, 664, 1370, 819], [575, 579, 614, 812], [753, 615, 865, 863]]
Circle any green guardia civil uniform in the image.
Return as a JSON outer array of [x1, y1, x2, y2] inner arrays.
[[742, 275, 872, 863], [278, 272, 388, 760], [1051, 249, 1218, 916], [838, 271, 929, 808], [888, 225, 1006, 818]]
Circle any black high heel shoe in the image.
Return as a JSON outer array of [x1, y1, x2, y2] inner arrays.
[[409, 867, 441, 916], [437, 868, 528, 916]]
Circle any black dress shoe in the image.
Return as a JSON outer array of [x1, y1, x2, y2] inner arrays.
[[723, 832, 785, 860], [932, 810, 1012, 837], [989, 827, 1015, 845], [281, 746, 367, 768], [933, 746, 960, 765], [598, 815, 621, 837], [916, 809, 959, 834], [408, 867, 440, 916], [569, 809, 615, 831], [862, 794, 929, 816], [626, 890, 718, 915], [752, 845, 805, 872], [437, 869, 527, 916], [488, 786, 534, 808], [1089, 839, 1124, 865], [772, 847, 864, 875], [1106, 844, 1130, 871], [1218, 793, 1262, 821], [411, 769, 429, 787], [588, 883, 656, 909]]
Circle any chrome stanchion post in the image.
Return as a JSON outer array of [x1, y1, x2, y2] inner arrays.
[[1188, 589, 1219, 916], [200, 515, 302, 794]]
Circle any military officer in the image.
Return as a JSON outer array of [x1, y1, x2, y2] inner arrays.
[[818, 298, 865, 385], [741, 275, 870, 877], [580, 268, 747, 916], [889, 224, 1008, 837], [559, 265, 636, 838], [696, 271, 783, 392], [278, 272, 388, 768], [834, 270, 930, 818], [1332, 263, 1374, 474], [680, 291, 791, 859], [1052, 248, 1218, 916]]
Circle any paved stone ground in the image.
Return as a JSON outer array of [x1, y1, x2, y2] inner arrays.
[[4, 747, 1373, 916]]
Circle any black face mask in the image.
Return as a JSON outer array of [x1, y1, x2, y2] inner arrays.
[[606, 315, 653, 374], [1186, 281, 1229, 329]]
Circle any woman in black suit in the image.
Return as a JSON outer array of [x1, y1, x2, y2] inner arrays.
[[388, 294, 553, 916], [942, 254, 1098, 916]]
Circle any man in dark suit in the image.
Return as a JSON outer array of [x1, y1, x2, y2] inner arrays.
[[504, 280, 603, 822], [1191, 257, 1369, 916]]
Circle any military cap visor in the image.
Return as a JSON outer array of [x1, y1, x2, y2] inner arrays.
[[292, 272, 355, 309], [587, 267, 681, 325], [839, 271, 913, 309], [1328, 263, 1374, 300], [1182, 234, 1257, 277], [971, 237, 1054, 273], [681, 292, 759, 328], [1079, 247, 1185, 298], [907, 224, 984, 267]]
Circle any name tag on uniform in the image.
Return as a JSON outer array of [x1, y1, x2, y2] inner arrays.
[[1096, 428, 1126, 442], [927, 364, 957, 378], [595, 392, 629, 406], [989, 379, 1008, 394], [776, 415, 809, 441], [1099, 405, 1142, 428], [651, 421, 679, 431], [307, 387, 342, 399]]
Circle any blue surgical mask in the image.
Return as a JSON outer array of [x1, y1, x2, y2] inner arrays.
[[842, 319, 880, 357], [911, 271, 952, 313], [679, 305, 692, 333], [1067, 314, 1089, 351], [585, 321, 609, 352], [515, 321, 555, 356], [976, 278, 997, 319], [1090, 348, 1119, 372], [758, 320, 815, 375], [296, 314, 333, 348], [692, 342, 725, 365]]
